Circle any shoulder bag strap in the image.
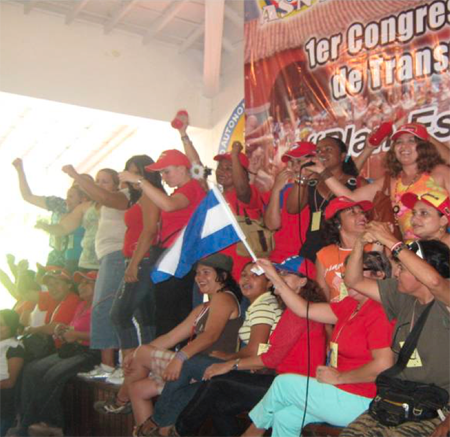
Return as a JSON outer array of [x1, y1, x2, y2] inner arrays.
[[383, 299, 435, 378]]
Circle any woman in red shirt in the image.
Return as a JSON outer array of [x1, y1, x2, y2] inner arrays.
[[119, 149, 206, 338], [243, 254, 394, 437]]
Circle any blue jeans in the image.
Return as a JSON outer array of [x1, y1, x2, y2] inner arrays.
[[152, 355, 224, 427], [20, 351, 99, 428], [110, 257, 156, 349], [249, 374, 371, 437], [90, 250, 125, 349]]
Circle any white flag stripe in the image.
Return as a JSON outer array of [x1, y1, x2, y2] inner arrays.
[[201, 203, 231, 239], [211, 186, 247, 242]]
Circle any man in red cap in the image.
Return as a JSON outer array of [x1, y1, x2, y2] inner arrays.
[[174, 114, 265, 281]]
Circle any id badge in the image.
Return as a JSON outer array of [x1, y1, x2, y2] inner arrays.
[[311, 211, 322, 231], [329, 342, 338, 368]]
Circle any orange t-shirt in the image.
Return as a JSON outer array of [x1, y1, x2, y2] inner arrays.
[[316, 245, 372, 302]]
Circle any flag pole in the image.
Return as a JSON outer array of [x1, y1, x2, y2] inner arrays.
[[211, 185, 259, 262]]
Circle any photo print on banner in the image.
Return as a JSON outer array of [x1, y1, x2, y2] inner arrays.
[[244, 0, 450, 190]]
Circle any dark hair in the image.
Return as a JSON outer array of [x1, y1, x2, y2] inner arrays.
[[0, 309, 20, 337], [125, 155, 165, 205], [324, 136, 359, 177], [299, 279, 327, 303], [321, 213, 342, 246], [98, 168, 120, 188], [215, 268, 242, 303], [408, 240, 450, 279], [362, 251, 392, 279], [385, 138, 445, 177]]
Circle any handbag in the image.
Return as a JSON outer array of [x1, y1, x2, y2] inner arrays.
[[370, 174, 402, 240], [235, 203, 274, 258], [21, 333, 55, 362], [369, 301, 449, 426]]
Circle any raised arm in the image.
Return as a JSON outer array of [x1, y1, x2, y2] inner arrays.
[[264, 169, 292, 231], [176, 116, 202, 166], [352, 138, 377, 173], [256, 259, 337, 324], [12, 158, 48, 210], [343, 234, 382, 303], [307, 157, 383, 202], [231, 142, 252, 204], [119, 171, 189, 212], [429, 135, 450, 165], [35, 202, 88, 236], [365, 221, 450, 307], [62, 165, 129, 210]]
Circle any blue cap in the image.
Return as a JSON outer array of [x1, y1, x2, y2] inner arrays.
[[273, 256, 307, 276]]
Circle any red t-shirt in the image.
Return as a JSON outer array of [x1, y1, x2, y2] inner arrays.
[[330, 297, 393, 398], [123, 203, 145, 258], [220, 185, 264, 280], [39, 292, 58, 324], [160, 179, 206, 248], [261, 308, 326, 376]]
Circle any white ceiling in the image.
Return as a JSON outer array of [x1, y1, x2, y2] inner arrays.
[[8, 0, 244, 97]]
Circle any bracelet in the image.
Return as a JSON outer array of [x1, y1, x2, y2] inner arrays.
[[232, 358, 240, 371], [320, 168, 333, 181], [181, 135, 191, 142], [389, 241, 402, 252], [175, 350, 189, 362], [295, 176, 308, 185], [391, 242, 408, 258]]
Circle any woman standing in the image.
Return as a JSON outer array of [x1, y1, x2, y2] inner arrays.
[[286, 137, 364, 263], [309, 123, 450, 240], [119, 149, 206, 337]]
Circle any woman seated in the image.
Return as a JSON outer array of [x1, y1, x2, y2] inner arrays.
[[0, 310, 25, 437], [241, 253, 394, 437], [175, 256, 327, 437], [123, 259, 282, 437], [94, 254, 241, 424], [25, 268, 80, 332], [401, 191, 450, 247], [341, 223, 450, 437], [315, 196, 377, 302], [11, 271, 100, 437]]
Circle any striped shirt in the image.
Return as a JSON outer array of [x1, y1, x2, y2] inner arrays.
[[239, 292, 282, 350]]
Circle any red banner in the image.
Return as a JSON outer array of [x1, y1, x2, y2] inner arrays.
[[245, 0, 450, 190]]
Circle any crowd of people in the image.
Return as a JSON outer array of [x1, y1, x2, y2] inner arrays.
[[0, 114, 449, 437]]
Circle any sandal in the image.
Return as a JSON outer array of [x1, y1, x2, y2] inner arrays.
[[94, 395, 131, 415], [138, 417, 160, 436]]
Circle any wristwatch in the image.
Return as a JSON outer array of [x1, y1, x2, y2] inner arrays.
[[232, 358, 240, 371]]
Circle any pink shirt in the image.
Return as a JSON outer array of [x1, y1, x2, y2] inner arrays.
[[69, 301, 92, 346]]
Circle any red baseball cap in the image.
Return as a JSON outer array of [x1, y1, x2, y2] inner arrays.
[[42, 266, 72, 285], [325, 196, 373, 220], [401, 192, 450, 220], [281, 142, 317, 163], [391, 123, 428, 142], [214, 152, 249, 170], [73, 271, 98, 283], [145, 150, 191, 171]]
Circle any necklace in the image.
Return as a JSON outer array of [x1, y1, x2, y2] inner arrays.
[[393, 171, 421, 215]]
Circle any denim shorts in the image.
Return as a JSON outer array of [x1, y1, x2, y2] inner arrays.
[[90, 250, 125, 349]]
